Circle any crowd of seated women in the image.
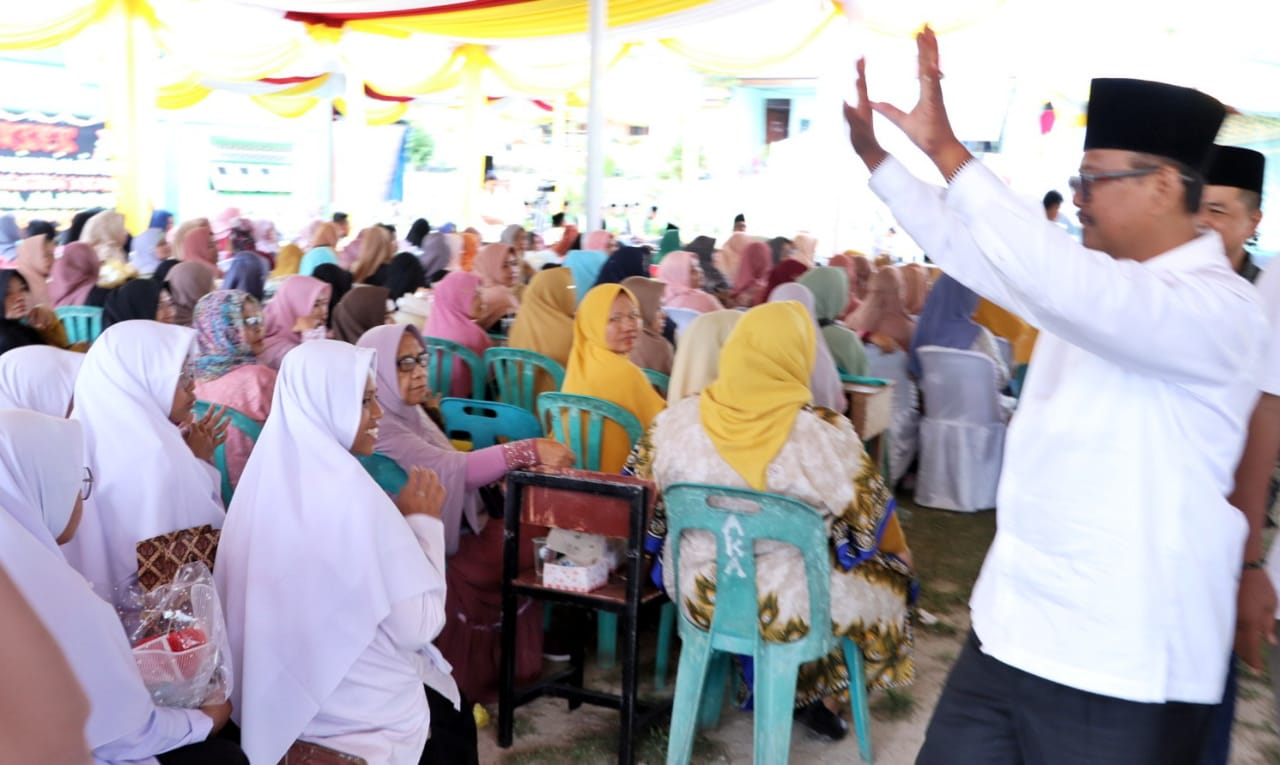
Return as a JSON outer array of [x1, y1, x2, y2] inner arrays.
[[0, 202, 1035, 762]]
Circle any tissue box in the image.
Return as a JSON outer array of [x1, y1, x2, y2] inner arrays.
[[542, 557, 609, 593]]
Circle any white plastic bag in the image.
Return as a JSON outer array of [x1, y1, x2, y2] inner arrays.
[[124, 562, 233, 708]]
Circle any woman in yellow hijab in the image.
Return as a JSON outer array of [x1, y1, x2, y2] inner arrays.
[[626, 301, 914, 739], [561, 283, 666, 473], [270, 243, 303, 280], [507, 267, 577, 396]]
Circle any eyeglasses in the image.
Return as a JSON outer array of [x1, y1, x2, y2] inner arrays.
[[607, 311, 643, 325], [242, 315, 263, 329], [81, 466, 93, 501], [396, 352, 430, 372], [1068, 167, 1162, 202]]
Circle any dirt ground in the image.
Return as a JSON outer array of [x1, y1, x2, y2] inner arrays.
[[478, 499, 1280, 764]]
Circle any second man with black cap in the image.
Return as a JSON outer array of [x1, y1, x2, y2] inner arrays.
[[845, 27, 1267, 764], [1201, 145, 1266, 282]]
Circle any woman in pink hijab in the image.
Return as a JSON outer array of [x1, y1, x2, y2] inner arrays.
[[715, 232, 750, 284], [423, 271, 491, 397], [47, 243, 100, 308], [828, 253, 864, 319], [357, 323, 574, 702], [181, 225, 220, 276], [258, 275, 331, 369], [472, 243, 520, 331], [583, 229, 614, 253], [848, 267, 916, 353], [656, 251, 723, 313], [14, 234, 54, 307], [900, 264, 929, 316], [726, 240, 772, 308]]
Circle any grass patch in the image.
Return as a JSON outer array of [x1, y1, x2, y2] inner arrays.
[[898, 495, 997, 616], [870, 688, 916, 721], [920, 618, 959, 638], [502, 721, 726, 764], [512, 715, 538, 738]]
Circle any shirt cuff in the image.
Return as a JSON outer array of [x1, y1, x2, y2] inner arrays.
[[940, 156, 1002, 219], [502, 439, 540, 470], [867, 154, 920, 203]]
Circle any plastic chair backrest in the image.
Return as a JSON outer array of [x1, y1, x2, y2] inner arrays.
[[55, 306, 104, 345], [664, 307, 700, 337], [484, 347, 566, 412], [357, 452, 409, 495], [536, 392, 643, 472], [439, 397, 544, 450], [192, 401, 263, 506], [642, 369, 670, 397], [663, 483, 832, 662], [917, 346, 1002, 424], [423, 336, 485, 399]]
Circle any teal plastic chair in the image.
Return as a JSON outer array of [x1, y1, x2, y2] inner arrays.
[[424, 336, 485, 399], [192, 402, 263, 506], [642, 369, 670, 397], [535, 391, 669, 674], [55, 306, 104, 345], [484, 348, 566, 413], [357, 452, 409, 495], [536, 393, 643, 472], [439, 397, 544, 450], [663, 483, 873, 765], [838, 373, 890, 387]]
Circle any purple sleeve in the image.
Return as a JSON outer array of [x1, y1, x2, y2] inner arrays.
[[463, 440, 540, 488]]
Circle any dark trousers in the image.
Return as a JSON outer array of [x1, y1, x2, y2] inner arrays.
[[1197, 655, 1237, 765], [156, 738, 249, 765], [420, 685, 479, 765], [917, 632, 1215, 765]]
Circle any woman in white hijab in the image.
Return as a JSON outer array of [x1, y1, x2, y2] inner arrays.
[[768, 283, 847, 414], [0, 410, 245, 764], [215, 340, 460, 765], [666, 310, 742, 403], [59, 321, 227, 604], [0, 345, 83, 416]]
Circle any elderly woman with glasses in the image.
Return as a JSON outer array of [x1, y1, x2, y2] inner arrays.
[[356, 323, 573, 705], [190, 290, 278, 493]]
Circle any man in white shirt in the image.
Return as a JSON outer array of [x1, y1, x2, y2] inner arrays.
[[846, 28, 1267, 763], [1201, 146, 1266, 284]]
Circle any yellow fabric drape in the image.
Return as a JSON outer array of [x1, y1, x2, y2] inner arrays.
[[251, 93, 321, 119], [832, 0, 1008, 36], [699, 302, 816, 491], [333, 98, 408, 126], [347, 0, 718, 40], [659, 11, 838, 74], [156, 77, 211, 110], [561, 284, 667, 474], [973, 298, 1039, 366], [0, 0, 113, 49]]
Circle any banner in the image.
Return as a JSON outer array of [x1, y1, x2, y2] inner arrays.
[[0, 110, 115, 224]]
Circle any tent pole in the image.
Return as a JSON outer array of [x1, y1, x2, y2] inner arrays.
[[585, 0, 607, 232], [461, 54, 483, 230]]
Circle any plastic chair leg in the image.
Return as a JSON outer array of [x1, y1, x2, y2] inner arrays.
[[597, 610, 617, 669], [655, 601, 675, 689], [665, 633, 714, 765], [752, 655, 800, 765], [841, 637, 874, 764], [696, 652, 731, 731]]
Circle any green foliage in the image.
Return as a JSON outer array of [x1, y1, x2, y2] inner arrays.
[[405, 126, 435, 170]]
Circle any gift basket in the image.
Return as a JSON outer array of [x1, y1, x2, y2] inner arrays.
[[122, 562, 233, 708]]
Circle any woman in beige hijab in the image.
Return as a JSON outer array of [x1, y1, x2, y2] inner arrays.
[[665, 310, 742, 403], [80, 211, 128, 262], [791, 233, 818, 267], [848, 268, 916, 352], [620, 276, 674, 376], [351, 226, 396, 285], [900, 264, 929, 316]]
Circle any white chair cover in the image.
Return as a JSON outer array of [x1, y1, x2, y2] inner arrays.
[[914, 346, 1006, 512], [994, 336, 1013, 371], [865, 346, 918, 485]]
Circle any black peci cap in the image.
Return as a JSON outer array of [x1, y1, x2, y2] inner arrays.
[[1205, 145, 1265, 194], [1084, 78, 1225, 170]]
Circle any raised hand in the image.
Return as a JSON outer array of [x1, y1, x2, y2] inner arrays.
[[185, 405, 229, 463], [844, 57, 888, 170], [395, 467, 446, 519]]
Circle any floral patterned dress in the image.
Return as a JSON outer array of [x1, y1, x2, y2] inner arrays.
[[626, 395, 914, 706]]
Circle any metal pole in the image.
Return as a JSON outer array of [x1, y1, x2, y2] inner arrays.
[[585, 0, 607, 232]]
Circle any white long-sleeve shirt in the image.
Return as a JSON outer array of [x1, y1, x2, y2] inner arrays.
[[871, 155, 1266, 704], [300, 514, 455, 765]]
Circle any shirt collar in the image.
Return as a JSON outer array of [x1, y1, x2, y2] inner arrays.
[[1143, 232, 1228, 274]]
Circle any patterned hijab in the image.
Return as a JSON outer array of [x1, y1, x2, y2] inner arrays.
[[193, 290, 259, 381]]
